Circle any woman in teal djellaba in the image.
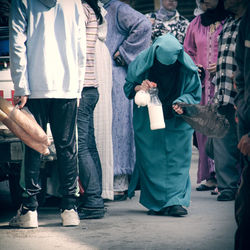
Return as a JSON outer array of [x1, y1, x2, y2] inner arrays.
[[124, 34, 202, 216]]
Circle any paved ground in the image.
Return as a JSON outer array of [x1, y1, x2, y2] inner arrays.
[[0, 147, 237, 250]]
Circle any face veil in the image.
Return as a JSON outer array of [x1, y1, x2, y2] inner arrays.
[[148, 58, 181, 119]]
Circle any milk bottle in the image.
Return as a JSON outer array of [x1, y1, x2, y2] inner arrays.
[[147, 87, 165, 130]]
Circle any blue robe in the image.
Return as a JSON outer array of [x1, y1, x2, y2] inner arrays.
[[124, 34, 202, 211], [103, 0, 152, 176]]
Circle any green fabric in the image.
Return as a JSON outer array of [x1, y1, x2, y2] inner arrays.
[[124, 34, 202, 211], [124, 33, 199, 100]]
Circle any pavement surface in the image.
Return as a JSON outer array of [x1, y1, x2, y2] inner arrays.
[[0, 147, 237, 250]]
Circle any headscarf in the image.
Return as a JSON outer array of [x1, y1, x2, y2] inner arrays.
[[154, 0, 177, 21], [155, 7, 176, 22], [200, 0, 228, 26]]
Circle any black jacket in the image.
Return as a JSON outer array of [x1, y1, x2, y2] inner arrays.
[[235, 4, 250, 133]]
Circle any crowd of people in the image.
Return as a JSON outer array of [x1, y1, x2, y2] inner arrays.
[[6, 0, 250, 249]]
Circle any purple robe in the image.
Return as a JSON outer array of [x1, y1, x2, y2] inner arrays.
[[184, 15, 224, 183], [103, 0, 152, 176]]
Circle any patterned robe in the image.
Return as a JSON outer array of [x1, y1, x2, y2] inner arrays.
[[145, 10, 189, 44]]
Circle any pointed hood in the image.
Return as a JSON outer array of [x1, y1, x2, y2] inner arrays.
[[127, 33, 197, 83], [38, 0, 57, 8]]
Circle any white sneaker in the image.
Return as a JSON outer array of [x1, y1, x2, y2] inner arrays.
[[9, 206, 38, 228], [61, 209, 80, 227]]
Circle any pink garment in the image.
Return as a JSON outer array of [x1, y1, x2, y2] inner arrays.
[[184, 15, 224, 183]]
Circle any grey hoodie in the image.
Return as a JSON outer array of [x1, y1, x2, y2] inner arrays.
[[10, 0, 86, 98]]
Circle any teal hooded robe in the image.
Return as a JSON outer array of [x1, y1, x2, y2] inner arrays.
[[124, 34, 201, 211]]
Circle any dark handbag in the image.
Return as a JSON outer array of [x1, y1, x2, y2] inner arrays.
[[178, 103, 230, 138]]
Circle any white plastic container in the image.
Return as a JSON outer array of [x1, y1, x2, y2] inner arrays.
[[148, 104, 165, 130], [147, 87, 165, 130], [134, 90, 150, 107]]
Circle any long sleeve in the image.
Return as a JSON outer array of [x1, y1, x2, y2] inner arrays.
[[235, 6, 250, 125], [77, 3, 87, 89], [116, 4, 152, 65], [9, 0, 30, 97], [183, 20, 197, 65], [173, 70, 201, 105]]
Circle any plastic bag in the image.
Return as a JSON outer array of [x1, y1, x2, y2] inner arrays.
[[178, 103, 230, 138]]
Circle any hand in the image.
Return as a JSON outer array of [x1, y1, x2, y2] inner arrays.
[[238, 134, 250, 156], [14, 96, 28, 109], [232, 73, 237, 90], [172, 104, 183, 114], [207, 63, 217, 75], [113, 50, 126, 66], [134, 79, 157, 92], [113, 50, 120, 59], [196, 64, 203, 77]]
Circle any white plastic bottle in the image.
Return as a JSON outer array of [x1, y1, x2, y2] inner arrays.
[[147, 87, 165, 130]]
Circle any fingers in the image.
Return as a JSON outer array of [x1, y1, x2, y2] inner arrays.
[[13, 96, 20, 105], [139, 80, 157, 91], [207, 63, 217, 73], [14, 96, 28, 109], [172, 104, 183, 114], [237, 134, 250, 156], [113, 50, 120, 59]]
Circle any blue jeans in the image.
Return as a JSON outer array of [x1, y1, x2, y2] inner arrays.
[[77, 87, 103, 208]]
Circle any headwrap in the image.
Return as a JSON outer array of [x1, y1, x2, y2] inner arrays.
[[155, 7, 176, 22], [200, 0, 228, 26]]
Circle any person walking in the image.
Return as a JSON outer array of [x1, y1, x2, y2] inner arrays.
[[9, 0, 86, 228], [184, 0, 228, 192], [100, 0, 152, 201], [145, 0, 189, 44], [124, 34, 201, 216]]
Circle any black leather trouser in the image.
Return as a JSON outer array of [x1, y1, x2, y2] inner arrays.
[[22, 98, 78, 210]]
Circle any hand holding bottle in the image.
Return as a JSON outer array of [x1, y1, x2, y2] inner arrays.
[[134, 79, 157, 92]]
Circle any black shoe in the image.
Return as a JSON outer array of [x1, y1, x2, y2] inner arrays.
[[217, 190, 235, 201], [114, 191, 128, 201], [78, 207, 106, 219], [196, 184, 216, 191], [166, 205, 188, 217], [147, 210, 164, 216]]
